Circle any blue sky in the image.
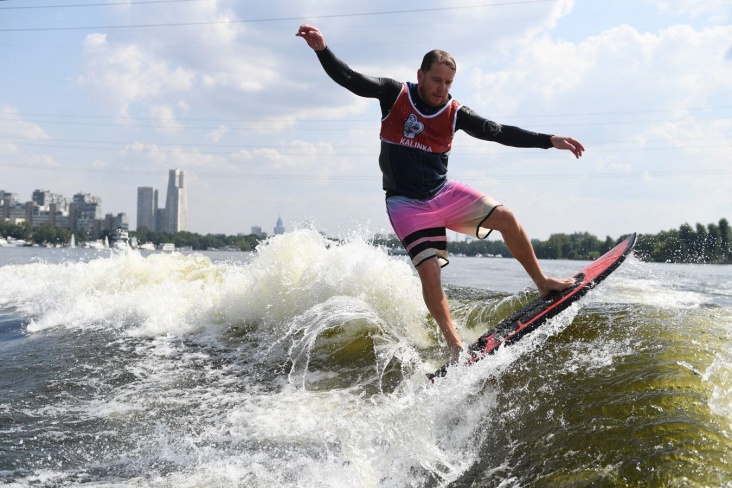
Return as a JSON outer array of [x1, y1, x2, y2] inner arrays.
[[1, 0, 731, 240]]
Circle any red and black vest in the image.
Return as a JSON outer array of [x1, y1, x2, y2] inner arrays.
[[380, 83, 461, 154], [378, 82, 461, 199]]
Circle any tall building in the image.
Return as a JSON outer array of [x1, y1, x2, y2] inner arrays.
[[136, 170, 188, 233], [0, 191, 19, 220], [274, 215, 285, 235], [164, 169, 187, 233], [32, 189, 66, 209], [155, 208, 166, 233], [70, 193, 102, 234], [136, 187, 158, 231]]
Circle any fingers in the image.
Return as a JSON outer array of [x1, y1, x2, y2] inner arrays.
[[567, 144, 582, 159], [570, 138, 585, 158], [568, 137, 585, 158], [296, 23, 316, 37], [552, 135, 585, 158], [295, 23, 326, 51], [565, 141, 582, 159]]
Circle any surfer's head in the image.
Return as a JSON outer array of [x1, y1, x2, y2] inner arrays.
[[417, 50, 456, 108], [420, 49, 456, 74]]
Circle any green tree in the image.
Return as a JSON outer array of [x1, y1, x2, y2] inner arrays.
[[720, 218, 731, 263], [1, 221, 32, 240], [678, 223, 695, 263], [31, 224, 73, 246], [694, 223, 708, 262], [706, 222, 722, 263]]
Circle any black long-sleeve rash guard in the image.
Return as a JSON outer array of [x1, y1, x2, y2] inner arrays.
[[315, 47, 554, 199]]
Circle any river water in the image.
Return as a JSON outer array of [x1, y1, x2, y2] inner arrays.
[[1, 229, 730, 487]]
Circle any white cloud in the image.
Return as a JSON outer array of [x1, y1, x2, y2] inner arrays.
[[646, 0, 730, 23], [206, 125, 229, 143], [201, 62, 276, 93], [121, 141, 234, 171], [471, 24, 732, 113], [77, 34, 196, 116], [148, 105, 183, 133], [0, 106, 49, 144]]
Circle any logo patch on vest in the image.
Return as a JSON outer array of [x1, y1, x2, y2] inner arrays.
[[402, 114, 424, 139]]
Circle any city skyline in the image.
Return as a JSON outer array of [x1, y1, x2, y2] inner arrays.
[[1, 187, 126, 237], [3, 167, 283, 237]]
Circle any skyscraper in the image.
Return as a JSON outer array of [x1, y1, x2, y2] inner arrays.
[[135, 170, 187, 234], [164, 169, 187, 233], [136, 187, 158, 231], [274, 215, 285, 235]]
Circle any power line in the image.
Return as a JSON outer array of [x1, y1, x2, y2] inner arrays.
[[0, 0, 203, 9], [4, 103, 730, 125], [1, 162, 730, 181], [0, 1, 555, 32], [0, 115, 728, 131], [2, 104, 730, 130], [2, 136, 731, 155]]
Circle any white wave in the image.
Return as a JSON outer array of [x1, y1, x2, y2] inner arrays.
[[585, 257, 716, 309], [0, 229, 428, 342]]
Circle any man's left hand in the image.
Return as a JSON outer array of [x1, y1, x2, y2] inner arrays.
[[550, 136, 585, 158]]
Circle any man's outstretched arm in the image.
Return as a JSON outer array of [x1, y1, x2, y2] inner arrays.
[[296, 23, 400, 106], [458, 106, 584, 158]]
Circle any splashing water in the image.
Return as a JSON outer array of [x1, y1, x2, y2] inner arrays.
[[1, 231, 731, 486]]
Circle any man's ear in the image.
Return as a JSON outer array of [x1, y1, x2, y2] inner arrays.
[[417, 68, 424, 84]]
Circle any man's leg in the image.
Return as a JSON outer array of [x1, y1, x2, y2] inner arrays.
[[484, 206, 574, 296], [416, 257, 463, 362]]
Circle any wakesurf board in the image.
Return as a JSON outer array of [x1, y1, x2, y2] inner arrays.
[[428, 232, 637, 380]]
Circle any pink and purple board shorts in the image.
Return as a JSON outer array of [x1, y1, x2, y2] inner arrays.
[[386, 180, 501, 267]]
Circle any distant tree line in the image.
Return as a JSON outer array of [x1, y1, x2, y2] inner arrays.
[[373, 231, 619, 261], [133, 227, 262, 251], [372, 218, 732, 264], [633, 218, 731, 264], [0, 222, 263, 251], [3, 218, 731, 263], [0, 221, 73, 246]]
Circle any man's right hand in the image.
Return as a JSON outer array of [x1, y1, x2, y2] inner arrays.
[[296, 24, 327, 52]]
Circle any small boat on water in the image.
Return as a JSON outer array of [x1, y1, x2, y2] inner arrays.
[[1, 237, 29, 247], [83, 239, 107, 250], [159, 243, 176, 252], [112, 229, 131, 250]]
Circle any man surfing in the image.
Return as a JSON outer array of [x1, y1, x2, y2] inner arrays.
[[296, 24, 584, 362]]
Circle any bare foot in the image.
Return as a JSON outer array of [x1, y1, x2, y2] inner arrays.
[[537, 276, 575, 298], [449, 342, 463, 365]]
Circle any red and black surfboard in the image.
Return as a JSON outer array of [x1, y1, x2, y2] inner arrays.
[[428, 233, 637, 380]]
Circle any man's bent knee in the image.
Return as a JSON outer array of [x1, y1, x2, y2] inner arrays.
[[485, 206, 521, 233]]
